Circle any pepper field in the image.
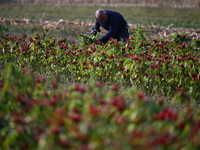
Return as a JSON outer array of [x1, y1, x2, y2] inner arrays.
[[0, 5, 200, 150]]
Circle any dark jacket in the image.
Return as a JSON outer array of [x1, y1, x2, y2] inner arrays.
[[92, 10, 128, 43]]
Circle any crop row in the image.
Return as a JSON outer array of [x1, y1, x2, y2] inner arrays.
[[0, 64, 200, 149], [0, 27, 199, 101]]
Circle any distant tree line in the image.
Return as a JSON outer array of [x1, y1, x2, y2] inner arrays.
[[1, 0, 200, 8]]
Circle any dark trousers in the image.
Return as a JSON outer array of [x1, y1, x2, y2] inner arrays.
[[115, 28, 129, 42]]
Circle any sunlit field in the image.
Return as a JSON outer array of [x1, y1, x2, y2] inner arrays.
[[0, 4, 200, 150]]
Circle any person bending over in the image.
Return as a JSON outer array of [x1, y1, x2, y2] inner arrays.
[[91, 9, 129, 43]]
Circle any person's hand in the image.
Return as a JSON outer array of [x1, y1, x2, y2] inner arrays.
[[91, 29, 97, 36]]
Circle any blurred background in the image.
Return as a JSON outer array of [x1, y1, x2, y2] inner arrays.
[[0, 0, 200, 7], [0, 0, 199, 39]]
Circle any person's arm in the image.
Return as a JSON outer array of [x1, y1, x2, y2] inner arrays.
[[92, 19, 101, 32], [99, 18, 119, 43]]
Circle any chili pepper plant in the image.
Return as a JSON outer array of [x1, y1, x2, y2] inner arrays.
[[0, 26, 200, 149]]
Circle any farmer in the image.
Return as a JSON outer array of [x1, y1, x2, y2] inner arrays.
[[91, 9, 129, 43]]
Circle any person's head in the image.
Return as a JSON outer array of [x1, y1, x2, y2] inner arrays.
[[95, 9, 108, 23]]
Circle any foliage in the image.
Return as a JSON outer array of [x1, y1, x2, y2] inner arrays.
[[0, 27, 199, 100], [78, 32, 98, 46], [170, 33, 192, 44], [0, 25, 8, 37], [0, 25, 200, 149], [0, 64, 200, 150]]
